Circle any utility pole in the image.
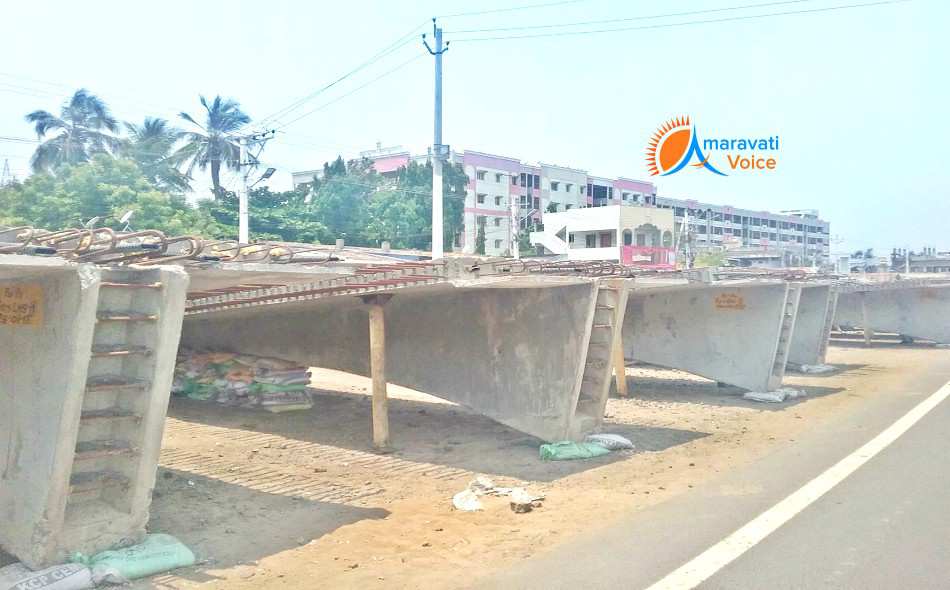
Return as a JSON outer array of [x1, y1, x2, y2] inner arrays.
[[0, 159, 10, 187], [235, 130, 276, 244], [423, 19, 449, 259]]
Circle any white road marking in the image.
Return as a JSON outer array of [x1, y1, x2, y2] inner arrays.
[[646, 379, 950, 590]]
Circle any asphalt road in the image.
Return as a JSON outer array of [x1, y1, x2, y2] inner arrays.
[[480, 352, 950, 590]]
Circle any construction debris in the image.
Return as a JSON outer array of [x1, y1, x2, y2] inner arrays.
[[172, 351, 314, 412], [452, 477, 544, 513]]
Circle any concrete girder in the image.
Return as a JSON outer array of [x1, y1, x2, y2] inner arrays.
[[834, 284, 950, 344], [181, 280, 624, 443], [0, 257, 188, 568], [787, 283, 837, 367], [622, 281, 800, 392]]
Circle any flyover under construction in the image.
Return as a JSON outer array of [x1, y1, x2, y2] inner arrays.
[[1, 224, 948, 568]]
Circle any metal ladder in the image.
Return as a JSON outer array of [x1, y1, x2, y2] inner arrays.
[[64, 270, 164, 533], [769, 285, 801, 389], [569, 281, 628, 438]]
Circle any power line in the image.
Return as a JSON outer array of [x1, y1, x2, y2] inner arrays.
[[439, 0, 590, 18], [448, 0, 816, 33], [276, 54, 425, 130], [258, 20, 428, 126], [451, 0, 910, 41]]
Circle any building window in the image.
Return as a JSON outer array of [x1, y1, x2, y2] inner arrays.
[[477, 215, 486, 226], [713, 227, 723, 235], [493, 218, 501, 227], [477, 193, 486, 204], [565, 183, 573, 192], [495, 196, 503, 206], [520, 173, 527, 187], [568, 233, 575, 243], [607, 187, 614, 199], [674, 207, 685, 217], [550, 181, 559, 191], [623, 229, 633, 245], [495, 173, 503, 183], [512, 174, 518, 186], [533, 174, 540, 188], [585, 234, 596, 248], [600, 232, 612, 247], [586, 183, 592, 196], [622, 192, 630, 200], [476, 170, 486, 181], [533, 197, 540, 210], [494, 239, 502, 249]]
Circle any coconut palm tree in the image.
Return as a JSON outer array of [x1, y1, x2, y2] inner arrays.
[[25, 89, 121, 173], [175, 96, 250, 197], [122, 117, 191, 192]]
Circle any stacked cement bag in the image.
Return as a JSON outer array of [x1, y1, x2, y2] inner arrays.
[[172, 351, 313, 412]]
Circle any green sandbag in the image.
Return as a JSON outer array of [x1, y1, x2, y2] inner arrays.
[[74, 534, 195, 584], [539, 441, 612, 461], [252, 382, 307, 394]]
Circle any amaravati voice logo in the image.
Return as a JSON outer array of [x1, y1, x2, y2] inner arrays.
[[646, 116, 779, 177]]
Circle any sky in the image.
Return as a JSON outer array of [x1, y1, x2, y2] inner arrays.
[[0, 0, 946, 256]]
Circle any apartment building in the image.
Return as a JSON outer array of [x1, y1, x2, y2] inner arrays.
[[653, 198, 831, 264]]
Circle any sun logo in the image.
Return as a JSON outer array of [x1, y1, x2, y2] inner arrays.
[[646, 116, 725, 177]]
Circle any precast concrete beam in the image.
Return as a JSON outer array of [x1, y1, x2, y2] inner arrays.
[[622, 281, 799, 392], [834, 284, 950, 344], [787, 283, 837, 367], [181, 280, 617, 442], [0, 258, 188, 568]]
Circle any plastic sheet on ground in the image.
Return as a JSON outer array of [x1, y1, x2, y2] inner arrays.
[[73, 533, 195, 585], [0, 562, 94, 590], [452, 476, 544, 512], [742, 388, 807, 403], [539, 441, 612, 461], [172, 350, 313, 412]]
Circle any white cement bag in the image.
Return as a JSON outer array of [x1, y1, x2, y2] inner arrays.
[[585, 433, 635, 451], [0, 562, 94, 590]]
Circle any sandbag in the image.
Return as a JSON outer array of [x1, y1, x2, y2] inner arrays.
[[585, 433, 635, 450], [0, 562, 94, 590], [74, 534, 195, 584], [539, 441, 611, 461]]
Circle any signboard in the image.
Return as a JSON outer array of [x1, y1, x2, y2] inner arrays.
[[714, 292, 746, 310], [0, 283, 44, 326]]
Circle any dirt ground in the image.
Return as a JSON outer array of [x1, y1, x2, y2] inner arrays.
[[116, 337, 943, 589], [1, 339, 937, 587]]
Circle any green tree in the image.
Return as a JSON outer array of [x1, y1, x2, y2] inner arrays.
[[25, 89, 121, 173], [0, 155, 222, 236], [176, 96, 250, 198], [518, 231, 534, 256], [198, 186, 328, 243], [122, 117, 191, 193]]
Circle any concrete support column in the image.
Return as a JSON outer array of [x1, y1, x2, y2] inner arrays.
[[612, 329, 628, 397]]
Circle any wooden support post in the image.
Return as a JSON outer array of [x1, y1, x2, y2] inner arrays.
[[612, 335, 628, 397], [861, 295, 873, 347], [362, 294, 392, 450]]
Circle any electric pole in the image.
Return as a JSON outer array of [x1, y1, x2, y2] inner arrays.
[[423, 19, 449, 259], [235, 130, 276, 244], [511, 193, 520, 259]]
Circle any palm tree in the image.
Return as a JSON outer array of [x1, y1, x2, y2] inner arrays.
[[176, 96, 250, 197], [122, 117, 191, 192], [25, 89, 121, 173]]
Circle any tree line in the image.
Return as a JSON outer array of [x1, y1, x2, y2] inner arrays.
[[0, 89, 467, 250]]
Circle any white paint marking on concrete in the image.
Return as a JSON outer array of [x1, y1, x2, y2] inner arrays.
[[646, 379, 950, 590]]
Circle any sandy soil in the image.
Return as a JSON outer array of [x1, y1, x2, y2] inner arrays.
[[0, 340, 927, 588], [121, 340, 943, 589]]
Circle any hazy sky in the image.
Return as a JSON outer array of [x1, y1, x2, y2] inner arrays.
[[0, 0, 945, 255]]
